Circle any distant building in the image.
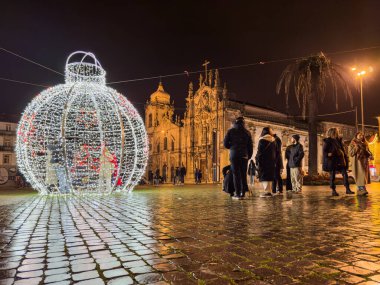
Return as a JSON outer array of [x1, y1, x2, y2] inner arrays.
[[367, 117, 380, 180], [0, 121, 17, 186], [145, 65, 376, 183]]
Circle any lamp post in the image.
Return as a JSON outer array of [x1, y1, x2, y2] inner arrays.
[[359, 73, 364, 134], [351, 66, 373, 134]]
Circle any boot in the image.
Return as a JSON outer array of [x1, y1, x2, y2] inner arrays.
[[332, 189, 339, 196], [345, 188, 355, 195]]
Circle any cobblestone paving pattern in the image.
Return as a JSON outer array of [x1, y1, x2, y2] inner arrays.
[[1, 184, 380, 284]]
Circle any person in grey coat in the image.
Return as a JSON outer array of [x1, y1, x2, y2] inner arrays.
[[287, 134, 304, 193]]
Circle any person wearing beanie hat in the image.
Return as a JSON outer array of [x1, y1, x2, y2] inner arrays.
[[286, 134, 304, 193], [292, 134, 300, 142], [235, 117, 244, 124]]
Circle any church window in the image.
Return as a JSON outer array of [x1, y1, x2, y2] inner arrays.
[[148, 114, 152, 127], [164, 137, 168, 150], [171, 140, 175, 151], [157, 143, 160, 153]]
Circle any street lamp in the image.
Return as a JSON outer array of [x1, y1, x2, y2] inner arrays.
[[351, 66, 373, 134]]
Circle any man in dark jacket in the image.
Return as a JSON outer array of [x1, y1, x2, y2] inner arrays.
[[272, 134, 284, 194], [223, 117, 253, 199], [287, 134, 304, 193]]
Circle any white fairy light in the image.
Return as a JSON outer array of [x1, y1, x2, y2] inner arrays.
[[16, 51, 148, 195]]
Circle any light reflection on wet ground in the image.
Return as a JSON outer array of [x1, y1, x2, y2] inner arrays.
[[0, 184, 380, 284]]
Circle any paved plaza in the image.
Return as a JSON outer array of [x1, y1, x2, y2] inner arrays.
[[1, 184, 380, 285]]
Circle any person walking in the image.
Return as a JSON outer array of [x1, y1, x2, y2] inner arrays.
[[223, 117, 253, 199], [272, 133, 284, 194], [323, 127, 354, 196], [45, 144, 58, 192], [287, 134, 304, 193], [175, 167, 180, 185], [195, 168, 202, 184], [99, 144, 114, 192], [255, 127, 277, 198], [148, 170, 154, 185], [284, 144, 293, 191], [180, 164, 186, 184], [198, 169, 202, 184], [247, 159, 256, 187], [170, 166, 175, 184], [349, 132, 372, 196], [47, 139, 70, 194], [154, 168, 160, 186], [162, 164, 167, 183]]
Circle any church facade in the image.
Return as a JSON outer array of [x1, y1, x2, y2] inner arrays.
[[144, 66, 370, 183]]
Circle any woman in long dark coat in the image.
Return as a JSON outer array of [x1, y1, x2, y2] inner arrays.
[[255, 127, 277, 197], [322, 127, 354, 196], [349, 132, 372, 195]]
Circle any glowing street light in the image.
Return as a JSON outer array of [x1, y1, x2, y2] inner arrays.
[[351, 66, 373, 134]]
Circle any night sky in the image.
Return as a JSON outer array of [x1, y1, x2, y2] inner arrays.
[[1, 0, 380, 126]]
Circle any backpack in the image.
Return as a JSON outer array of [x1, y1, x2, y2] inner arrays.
[[223, 170, 235, 195]]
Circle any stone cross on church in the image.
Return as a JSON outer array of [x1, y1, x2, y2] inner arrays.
[[202, 60, 210, 82]]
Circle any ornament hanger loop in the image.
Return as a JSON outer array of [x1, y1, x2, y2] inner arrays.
[[66, 51, 103, 69], [65, 51, 106, 84]]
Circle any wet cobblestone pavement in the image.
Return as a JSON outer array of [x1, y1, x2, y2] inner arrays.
[[1, 184, 380, 285]]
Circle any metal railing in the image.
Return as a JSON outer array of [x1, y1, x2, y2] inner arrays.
[[0, 130, 16, 136], [0, 146, 14, 152]]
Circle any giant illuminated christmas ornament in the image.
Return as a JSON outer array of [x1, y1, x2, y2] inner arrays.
[[16, 51, 148, 195]]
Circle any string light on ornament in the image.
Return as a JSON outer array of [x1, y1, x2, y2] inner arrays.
[[16, 51, 148, 195]]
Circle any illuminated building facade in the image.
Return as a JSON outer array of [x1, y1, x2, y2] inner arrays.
[[0, 121, 17, 186], [145, 65, 378, 183]]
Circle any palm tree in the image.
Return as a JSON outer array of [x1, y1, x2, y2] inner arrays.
[[276, 52, 353, 176]]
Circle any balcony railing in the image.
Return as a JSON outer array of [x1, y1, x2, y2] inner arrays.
[[0, 146, 14, 152], [0, 130, 16, 136]]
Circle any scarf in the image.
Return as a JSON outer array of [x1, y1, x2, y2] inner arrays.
[[350, 138, 371, 168]]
